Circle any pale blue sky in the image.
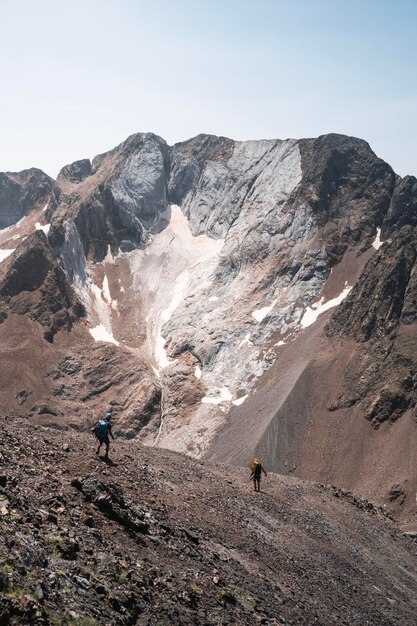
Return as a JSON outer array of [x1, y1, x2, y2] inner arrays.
[[0, 0, 416, 178]]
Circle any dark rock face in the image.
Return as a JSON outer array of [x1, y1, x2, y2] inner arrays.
[[57, 158, 92, 184], [0, 231, 84, 342], [295, 134, 396, 264], [381, 174, 417, 236], [327, 226, 417, 342], [326, 225, 417, 426], [0, 168, 53, 229]]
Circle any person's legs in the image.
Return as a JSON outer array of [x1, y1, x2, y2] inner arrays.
[[103, 435, 110, 459], [96, 439, 102, 455], [256, 478, 261, 492]]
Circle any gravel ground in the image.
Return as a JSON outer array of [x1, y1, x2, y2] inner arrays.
[[1, 415, 416, 625]]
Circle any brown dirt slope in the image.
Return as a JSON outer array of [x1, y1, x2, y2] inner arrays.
[[208, 312, 417, 530], [208, 239, 417, 529], [1, 416, 417, 625]]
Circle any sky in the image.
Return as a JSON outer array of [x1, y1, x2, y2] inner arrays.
[[0, 0, 416, 178]]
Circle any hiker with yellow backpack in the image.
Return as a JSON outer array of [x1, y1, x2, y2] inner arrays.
[[250, 457, 267, 492]]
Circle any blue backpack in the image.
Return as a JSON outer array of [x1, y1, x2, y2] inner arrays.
[[95, 420, 108, 439]]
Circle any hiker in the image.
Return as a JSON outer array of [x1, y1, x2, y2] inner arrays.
[[250, 457, 267, 492], [92, 411, 115, 459]]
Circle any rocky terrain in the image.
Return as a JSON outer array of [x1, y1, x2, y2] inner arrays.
[[1, 415, 417, 625], [0, 130, 416, 528]]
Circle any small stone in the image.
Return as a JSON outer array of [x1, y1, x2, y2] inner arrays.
[[0, 501, 9, 516], [68, 611, 79, 619], [35, 584, 44, 601], [74, 575, 91, 590], [404, 531, 417, 541]]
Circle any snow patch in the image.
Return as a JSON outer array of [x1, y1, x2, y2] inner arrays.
[[202, 386, 233, 405], [91, 284, 102, 300], [232, 395, 248, 406], [89, 324, 119, 346], [35, 222, 51, 235], [155, 333, 171, 369], [98, 275, 118, 311], [155, 270, 189, 369], [103, 245, 115, 264], [372, 228, 383, 250], [194, 366, 202, 379], [102, 275, 111, 303], [84, 278, 118, 343], [0, 249, 14, 263], [239, 333, 252, 348], [301, 286, 352, 328], [130, 204, 224, 371], [209, 296, 219, 302], [252, 299, 277, 322]]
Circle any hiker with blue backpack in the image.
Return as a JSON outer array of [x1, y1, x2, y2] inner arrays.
[[92, 411, 115, 459]]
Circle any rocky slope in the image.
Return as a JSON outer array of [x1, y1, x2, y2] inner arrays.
[[0, 230, 84, 341], [0, 131, 416, 525], [1, 416, 417, 626]]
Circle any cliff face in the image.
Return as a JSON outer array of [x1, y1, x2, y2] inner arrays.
[[325, 225, 417, 426], [48, 133, 171, 263], [0, 231, 84, 342], [0, 132, 417, 524], [0, 168, 53, 229]]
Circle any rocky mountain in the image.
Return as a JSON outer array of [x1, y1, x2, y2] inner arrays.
[[1, 415, 416, 625], [0, 131, 416, 531]]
